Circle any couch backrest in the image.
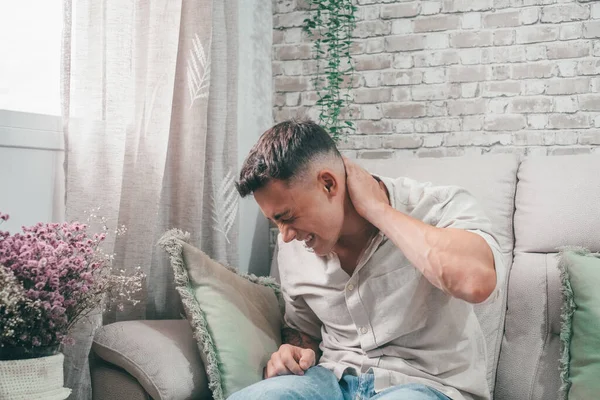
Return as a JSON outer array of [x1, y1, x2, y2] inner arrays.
[[356, 155, 519, 395], [494, 154, 600, 400]]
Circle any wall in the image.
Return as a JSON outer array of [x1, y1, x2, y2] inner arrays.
[[0, 110, 64, 233], [273, 0, 600, 158]]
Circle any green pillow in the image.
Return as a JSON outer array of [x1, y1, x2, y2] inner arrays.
[[159, 229, 283, 400], [558, 248, 600, 400]]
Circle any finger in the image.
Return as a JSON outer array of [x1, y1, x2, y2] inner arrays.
[[265, 360, 275, 379], [271, 353, 293, 376], [282, 351, 305, 375], [298, 348, 316, 371]]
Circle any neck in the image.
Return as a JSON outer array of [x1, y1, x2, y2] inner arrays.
[[333, 195, 378, 254]]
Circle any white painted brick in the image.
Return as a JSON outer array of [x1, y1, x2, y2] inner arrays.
[[580, 94, 600, 111], [274, 12, 307, 28], [275, 44, 312, 60], [448, 66, 488, 82], [424, 33, 450, 49], [494, 30, 516, 46], [559, 23, 583, 40], [357, 4, 381, 20], [481, 47, 527, 63], [365, 38, 385, 54], [459, 48, 482, 65], [463, 115, 484, 130], [578, 59, 600, 75], [275, 76, 310, 92], [381, 135, 424, 149], [509, 96, 554, 113], [541, 4, 590, 23], [548, 114, 591, 129], [546, 41, 590, 59], [592, 77, 600, 92], [579, 132, 600, 145], [385, 35, 425, 52], [414, 118, 462, 133], [284, 28, 303, 44], [488, 98, 510, 113], [423, 68, 447, 84], [283, 60, 304, 75], [527, 114, 549, 129], [391, 20, 415, 35], [521, 8, 540, 25], [513, 131, 547, 146], [583, 20, 600, 38], [483, 81, 522, 97], [414, 15, 460, 33], [393, 120, 416, 133], [285, 92, 301, 106], [414, 51, 460, 67], [555, 131, 579, 145], [361, 105, 383, 120], [483, 11, 520, 28], [522, 0, 557, 6], [523, 80, 548, 95], [442, 0, 493, 13], [546, 77, 591, 95], [354, 87, 392, 104], [383, 103, 427, 118], [592, 3, 600, 19], [355, 21, 391, 38], [557, 60, 578, 77], [301, 91, 318, 106], [451, 31, 493, 48], [356, 120, 393, 134], [554, 96, 579, 113], [273, 62, 284, 76], [461, 83, 480, 98], [362, 71, 381, 88], [381, 3, 420, 19], [354, 54, 392, 71], [381, 70, 423, 86], [273, 30, 284, 45], [485, 114, 526, 131], [422, 134, 444, 147], [516, 26, 559, 44], [595, 115, 600, 128], [448, 99, 486, 115], [427, 101, 449, 117], [393, 54, 414, 69], [413, 84, 460, 101], [511, 62, 557, 79], [491, 65, 512, 81], [493, 0, 512, 9], [274, 0, 296, 14], [392, 87, 411, 101], [274, 93, 286, 107], [421, 1, 442, 15], [461, 13, 482, 29], [526, 45, 548, 61], [444, 132, 511, 146]]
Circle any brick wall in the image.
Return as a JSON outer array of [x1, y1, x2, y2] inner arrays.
[[272, 0, 600, 158]]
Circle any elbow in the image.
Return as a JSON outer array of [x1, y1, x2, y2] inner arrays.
[[465, 267, 496, 304]]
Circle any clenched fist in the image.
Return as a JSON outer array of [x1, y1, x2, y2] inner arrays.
[[263, 344, 316, 379]]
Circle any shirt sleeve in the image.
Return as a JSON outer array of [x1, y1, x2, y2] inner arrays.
[[281, 288, 323, 340], [423, 185, 506, 305]]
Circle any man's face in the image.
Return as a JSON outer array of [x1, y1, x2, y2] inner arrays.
[[254, 171, 345, 257]]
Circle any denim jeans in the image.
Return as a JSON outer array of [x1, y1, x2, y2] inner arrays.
[[227, 366, 451, 400]]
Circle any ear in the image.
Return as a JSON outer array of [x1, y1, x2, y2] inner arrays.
[[317, 170, 339, 197]]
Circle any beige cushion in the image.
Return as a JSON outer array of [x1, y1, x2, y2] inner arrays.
[[92, 320, 210, 400], [356, 155, 519, 394], [91, 359, 150, 400], [515, 155, 600, 253]]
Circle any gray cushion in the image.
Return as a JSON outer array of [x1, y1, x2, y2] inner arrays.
[[91, 359, 150, 400], [515, 154, 600, 253], [92, 320, 210, 400]]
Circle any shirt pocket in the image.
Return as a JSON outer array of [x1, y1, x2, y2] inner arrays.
[[364, 266, 431, 345]]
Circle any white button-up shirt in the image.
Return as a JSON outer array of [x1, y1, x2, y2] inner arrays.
[[276, 175, 504, 400]]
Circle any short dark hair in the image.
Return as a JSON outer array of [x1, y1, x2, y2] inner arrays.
[[236, 119, 341, 198]]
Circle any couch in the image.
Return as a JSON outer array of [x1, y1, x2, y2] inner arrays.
[[91, 154, 600, 400]]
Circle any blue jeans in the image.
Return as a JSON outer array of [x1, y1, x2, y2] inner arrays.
[[227, 366, 451, 400]]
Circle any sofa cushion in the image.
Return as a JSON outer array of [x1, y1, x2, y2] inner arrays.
[[159, 229, 283, 400], [92, 319, 210, 400], [558, 248, 600, 400], [515, 155, 600, 253], [355, 154, 518, 394]]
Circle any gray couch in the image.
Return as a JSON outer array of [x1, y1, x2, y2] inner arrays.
[[91, 154, 600, 400]]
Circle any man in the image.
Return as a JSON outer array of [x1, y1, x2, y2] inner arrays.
[[232, 119, 503, 400]]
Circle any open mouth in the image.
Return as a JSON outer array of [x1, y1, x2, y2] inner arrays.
[[303, 233, 316, 250]]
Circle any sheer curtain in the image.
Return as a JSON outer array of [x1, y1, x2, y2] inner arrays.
[[61, 0, 272, 398]]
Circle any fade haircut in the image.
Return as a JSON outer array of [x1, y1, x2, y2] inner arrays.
[[236, 119, 341, 198]]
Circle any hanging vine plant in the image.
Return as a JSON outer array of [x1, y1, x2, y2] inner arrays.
[[303, 0, 358, 142]]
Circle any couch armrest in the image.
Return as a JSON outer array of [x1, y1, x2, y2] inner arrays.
[[92, 320, 211, 400]]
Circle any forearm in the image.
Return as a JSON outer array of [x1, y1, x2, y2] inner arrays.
[[281, 327, 322, 362], [370, 204, 496, 303]]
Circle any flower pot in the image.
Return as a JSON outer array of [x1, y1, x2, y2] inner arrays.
[[0, 352, 71, 400]]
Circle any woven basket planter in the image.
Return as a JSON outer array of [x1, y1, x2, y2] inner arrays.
[[0, 353, 71, 400]]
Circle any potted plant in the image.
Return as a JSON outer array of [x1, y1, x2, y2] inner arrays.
[[0, 211, 144, 399]]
